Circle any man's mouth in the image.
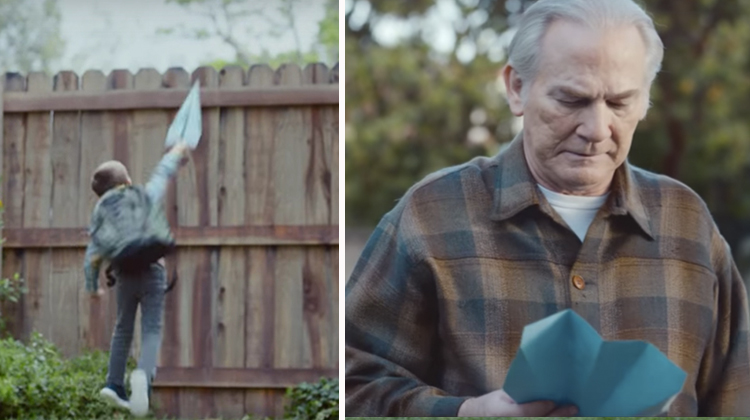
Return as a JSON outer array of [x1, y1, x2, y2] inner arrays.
[[565, 151, 598, 157]]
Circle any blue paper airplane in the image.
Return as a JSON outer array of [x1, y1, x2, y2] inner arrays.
[[503, 309, 687, 416], [165, 80, 202, 149]]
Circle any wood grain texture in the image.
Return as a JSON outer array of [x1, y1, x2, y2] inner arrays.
[[272, 64, 307, 225], [4, 84, 338, 112], [245, 389, 287, 419], [177, 388, 215, 419], [152, 388, 179, 418], [192, 66, 218, 228], [270, 65, 311, 373], [245, 248, 274, 370], [22, 72, 53, 343], [274, 247, 308, 369], [212, 389, 246, 419], [152, 367, 337, 388], [0, 71, 4, 279], [303, 63, 332, 226], [213, 69, 246, 372], [245, 65, 277, 225], [2, 74, 26, 229], [1, 74, 26, 339], [161, 67, 190, 370], [48, 71, 81, 357], [78, 70, 114, 351]]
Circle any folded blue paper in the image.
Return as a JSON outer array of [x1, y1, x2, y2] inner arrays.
[[165, 81, 202, 150], [503, 309, 687, 416]]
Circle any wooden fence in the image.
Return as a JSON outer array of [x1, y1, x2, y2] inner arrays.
[[0, 63, 339, 419]]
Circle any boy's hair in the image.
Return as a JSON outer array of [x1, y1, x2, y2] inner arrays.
[[91, 160, 130, 197]]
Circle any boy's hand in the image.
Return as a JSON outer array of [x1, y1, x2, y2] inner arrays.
[[168, 140, 190, 166], [169, 140, 189, 156], [90, 288, 105, 298]]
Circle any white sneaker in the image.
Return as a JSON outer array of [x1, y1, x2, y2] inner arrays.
[[129, 369, 150, 417], [99, 386, 129, 410]]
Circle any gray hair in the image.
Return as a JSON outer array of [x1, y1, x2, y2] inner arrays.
[[508, 0, 664, 90]]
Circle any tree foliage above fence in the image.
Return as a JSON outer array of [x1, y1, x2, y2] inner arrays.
[[0, 0, 64, 74]]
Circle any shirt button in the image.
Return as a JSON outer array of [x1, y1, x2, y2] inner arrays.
[[572, 275, 585, 290]]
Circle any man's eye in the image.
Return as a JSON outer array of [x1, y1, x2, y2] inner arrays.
[[558, 99, 586, 107], [607, 101, 627, 109]]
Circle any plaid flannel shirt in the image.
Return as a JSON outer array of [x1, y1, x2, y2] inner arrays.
[[345, 133, 750, 416]]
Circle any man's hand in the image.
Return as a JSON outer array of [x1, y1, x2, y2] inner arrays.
[[457, 389, 578, 417]]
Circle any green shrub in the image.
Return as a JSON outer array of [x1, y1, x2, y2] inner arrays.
[[0, 190, 26, 337], [0, 332, 122, 419], [0, 272, 27, 336], [284, 377, 338, 420]]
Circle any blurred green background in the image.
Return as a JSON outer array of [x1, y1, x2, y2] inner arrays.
[[345, 0, 750, 282]]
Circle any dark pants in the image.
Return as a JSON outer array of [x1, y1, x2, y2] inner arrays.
[[105, 263, 166, 387]]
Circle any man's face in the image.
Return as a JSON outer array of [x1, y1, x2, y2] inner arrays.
[[504, 20, 650, 195]]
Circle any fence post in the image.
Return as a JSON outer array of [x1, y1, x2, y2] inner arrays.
[[0, 73, 5, 279]]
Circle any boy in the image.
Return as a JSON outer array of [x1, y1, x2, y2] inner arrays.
[[84, 141, 189, 416]]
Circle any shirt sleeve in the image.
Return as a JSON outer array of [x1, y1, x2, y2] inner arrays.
[[144, 148, 182, 204], [83, 208, 103, 292], [345, 208, 468, 416], [696, 230, 750, 415], [83, 242, 102, 292]]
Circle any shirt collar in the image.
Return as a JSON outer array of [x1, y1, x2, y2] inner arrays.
[[489, 131, 654, 240]]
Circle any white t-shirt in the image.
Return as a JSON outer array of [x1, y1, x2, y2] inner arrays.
[[537, 184, 609, 242]]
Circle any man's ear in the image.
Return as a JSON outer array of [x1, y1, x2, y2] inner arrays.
[[502, 64, 525, 117]]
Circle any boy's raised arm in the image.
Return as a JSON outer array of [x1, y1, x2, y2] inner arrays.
[[144, 142, 189, 204]]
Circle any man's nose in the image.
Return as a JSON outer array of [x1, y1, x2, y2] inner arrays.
[[576, 102, 612, 142]]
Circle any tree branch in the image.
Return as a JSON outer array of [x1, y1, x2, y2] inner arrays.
[[694, 0, 732, 56], [281, 0, 303, 63], [212, 1, 252, 66]]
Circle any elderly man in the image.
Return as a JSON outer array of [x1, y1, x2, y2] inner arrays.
[[345, 0, 750, 416]]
